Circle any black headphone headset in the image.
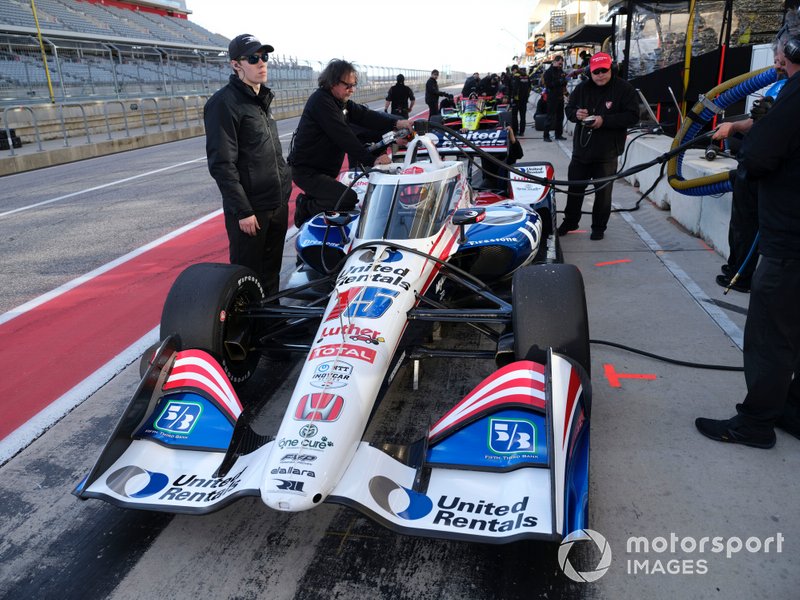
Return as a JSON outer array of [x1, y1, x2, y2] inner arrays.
[[783, 37, 800, 64]]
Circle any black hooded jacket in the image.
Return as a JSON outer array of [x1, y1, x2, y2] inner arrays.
[[289, 87, 397, 175], [738, 70, 800, 258], [204, 74, 291, 220], [565, 74, 639, 162]]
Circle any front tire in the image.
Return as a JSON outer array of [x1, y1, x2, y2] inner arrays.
[[160, 263, 265, 384], [512, 264, 590, 376]]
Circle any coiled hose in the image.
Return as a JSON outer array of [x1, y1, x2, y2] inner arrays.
[[667, 67, 778, 196]]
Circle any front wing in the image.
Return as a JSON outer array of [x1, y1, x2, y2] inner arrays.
[[75, 346, 590, 543]]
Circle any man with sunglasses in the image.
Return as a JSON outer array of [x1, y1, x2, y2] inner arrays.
[[204, 33, 291, 298], [289, 59, 412, 227], [557, 52, 638, 241]]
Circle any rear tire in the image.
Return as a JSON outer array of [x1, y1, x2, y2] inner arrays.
[[160, 263, 265, 384], [512, 264, 590, 376]]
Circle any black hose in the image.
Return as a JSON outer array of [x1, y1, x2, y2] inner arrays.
[[591, 339, 743, 371]]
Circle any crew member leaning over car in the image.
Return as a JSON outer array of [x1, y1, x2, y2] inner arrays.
[[289, 59, 411, 227]]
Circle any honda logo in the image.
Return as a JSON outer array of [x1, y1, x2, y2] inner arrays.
[[294, 393, 345, 422]]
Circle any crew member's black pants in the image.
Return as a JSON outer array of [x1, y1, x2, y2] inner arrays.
[[292, 166, 358, 227], [224, 204, 288, 296], [427, 101, 440, 117], [543, 91, 564, 138], [726, 168, 759, 281], [511, 95, 529, 135], [562, 158, 618, 232], [738, 256, 800, 431]]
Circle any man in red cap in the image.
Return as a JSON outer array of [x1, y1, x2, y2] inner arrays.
[[557, 52, 638, 240]]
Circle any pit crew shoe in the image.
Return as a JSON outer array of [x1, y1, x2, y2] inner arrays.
[[721, 263, 734, 277], [590, 230, 604, 240], [695, 416, 776, 449], [715, 273, 750, 293], [557, 222, 578, 236], [555, 136, 567, 141], [543, 135, 552, 142]]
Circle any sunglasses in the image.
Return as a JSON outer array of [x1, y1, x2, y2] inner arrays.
[[339, 79, 358, 90], [240, 53, 270, 65], [591, 68, 610, 75]]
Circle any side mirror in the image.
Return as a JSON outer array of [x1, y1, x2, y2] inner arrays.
[[452, 207, 486, 243], [322, 211, 358, 227]]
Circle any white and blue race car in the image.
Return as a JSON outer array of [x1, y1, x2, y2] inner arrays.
[[75, 133, 592, 544]]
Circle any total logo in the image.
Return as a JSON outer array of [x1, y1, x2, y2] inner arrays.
[[105, 466, 245, 503], [294, 392, 345, 422], [309, 343, 376, 364]]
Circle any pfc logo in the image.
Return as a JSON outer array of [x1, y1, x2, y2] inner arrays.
[[294, 392, 345, 422]]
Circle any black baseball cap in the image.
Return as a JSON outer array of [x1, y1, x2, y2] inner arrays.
[[228, 34, 274, 60]]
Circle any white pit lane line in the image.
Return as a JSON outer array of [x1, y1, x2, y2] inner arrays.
[[556, 140, 744, 351]]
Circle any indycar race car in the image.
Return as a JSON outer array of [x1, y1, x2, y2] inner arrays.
[[403, 95, 512, 159], [75, 133, 592, 544]]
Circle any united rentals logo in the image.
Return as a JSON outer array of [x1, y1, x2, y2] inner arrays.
[[106, 466, 169, 499], [106, 466, 245, 503], [558, 529, 612, 582], [368, 476, 433, 520], [294, 392, 345, 422]]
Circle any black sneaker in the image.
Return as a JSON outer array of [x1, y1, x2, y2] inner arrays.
[[555, 136, 567, 141], [695, 416, 776, 449], [557, 222, 578, 236], [776, 410, 800, 440], [721, 263, 734, 277], [715, 273, 750, 293], [543, 136, 552, 142], [590, 230, 604, 240]]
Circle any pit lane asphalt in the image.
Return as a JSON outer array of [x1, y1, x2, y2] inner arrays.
[[0, 108, 798, 599]]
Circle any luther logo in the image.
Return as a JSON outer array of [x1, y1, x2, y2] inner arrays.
[[489, 418, 535, 454], [294, 393, 345, 422], [154, 401, 201, 434]]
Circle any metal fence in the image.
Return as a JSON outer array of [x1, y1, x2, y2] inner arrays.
[[0, 32, 461, 106]]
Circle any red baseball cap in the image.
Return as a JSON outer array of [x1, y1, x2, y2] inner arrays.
[[590, 53, 612, 71]]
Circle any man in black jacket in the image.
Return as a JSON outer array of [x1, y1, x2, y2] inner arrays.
[[542, 55, 567, 141], [204, 33, 291, 296], [384, 74, 415, 118], [425, 69, 448, 117], [510, 65, 532, 136], [289, 59, 411, 227], [557, 53, 638, 240], [461, 72, 481, 97], [696, 37, 800, 448]]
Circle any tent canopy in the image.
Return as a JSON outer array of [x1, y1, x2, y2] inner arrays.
[[550, 24, 613, 48]]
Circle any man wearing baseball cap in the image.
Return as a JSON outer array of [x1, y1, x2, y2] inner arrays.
[[557, 52, 638, 240], [204, 34, 291, 298]]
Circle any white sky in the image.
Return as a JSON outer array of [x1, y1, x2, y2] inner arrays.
[[184, 0, 535, 74]]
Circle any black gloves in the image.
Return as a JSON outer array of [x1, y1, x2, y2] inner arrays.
[[751, 96, 774, 121]]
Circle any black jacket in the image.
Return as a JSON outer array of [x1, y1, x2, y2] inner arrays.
[[739, 71, 800, 258], [289, 88, 396, 176], [204, 75, 291, 220], [461, 76, 481, 97], [425, 77, 445, 105], [511, 72, 531, 101], [543, 65, 566, 93], [386, 83, 415, 113], [565, 75, 639, 162]]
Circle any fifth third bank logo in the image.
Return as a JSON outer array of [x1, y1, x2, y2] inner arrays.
[[558, 529, 612, 582]]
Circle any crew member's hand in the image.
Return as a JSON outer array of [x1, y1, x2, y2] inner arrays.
[[239, 215, 260, 237], [587, 115, 603, 129], [396, 119, 412, 132], [576, 108, 589, 120], [374, 154, 392, 166], [711, 122, 735, 141]]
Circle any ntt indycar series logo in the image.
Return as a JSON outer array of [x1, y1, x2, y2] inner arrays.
[[368, 476, 537, 533], [105, 466, 245, 504]]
